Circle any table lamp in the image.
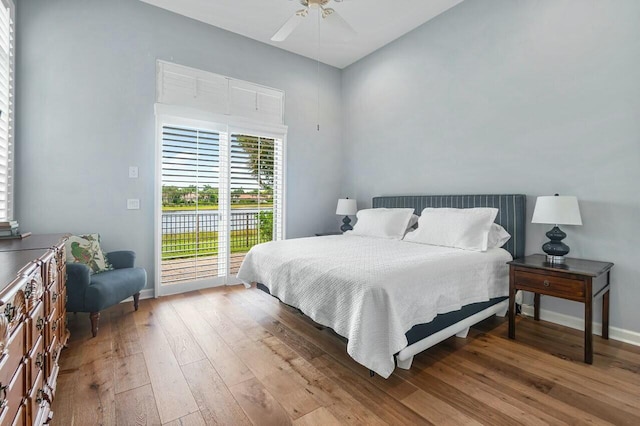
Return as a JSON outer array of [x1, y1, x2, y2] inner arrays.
[[336, 198, 357, 232], [531, 194, 582, 264]]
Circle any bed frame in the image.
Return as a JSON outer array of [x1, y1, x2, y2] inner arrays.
[[372, 194, 526, 369]]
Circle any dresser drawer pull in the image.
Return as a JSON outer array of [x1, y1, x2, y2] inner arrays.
[[0, 383, 7, 408], [52, 292, 58, 303], [543, 280, 550, 287], [36, 317, 45, 331], [25, 282, 33, 299], [4, 303, 15, 322], [36, 388, 46, 404], [36, 352, 44, 368], [52, 321, 58, 332]]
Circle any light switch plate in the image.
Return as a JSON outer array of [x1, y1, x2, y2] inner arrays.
[[129, 166, 139, 178], [127, 199, 140, 210]]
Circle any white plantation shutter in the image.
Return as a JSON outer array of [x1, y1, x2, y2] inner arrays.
[[0, 0, 14, 221], [161, 126, 225, 283], [228, 80, 284, 125], [158, 63, 229, 114], [228, 134, 284, 274], [273, 136, 285, 241], [157, 61, 284, 125]]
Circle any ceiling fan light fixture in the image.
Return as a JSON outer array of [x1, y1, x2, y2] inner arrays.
[[305, 0, 330, 9]]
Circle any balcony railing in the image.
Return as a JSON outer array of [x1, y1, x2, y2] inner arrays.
[[161, 210, 272, 284]]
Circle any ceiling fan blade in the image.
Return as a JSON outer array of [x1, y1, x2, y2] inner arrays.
[[322, 8, 356, 39], [271, 9, 308, 42]]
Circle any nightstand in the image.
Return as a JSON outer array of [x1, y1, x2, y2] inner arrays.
[[507, 254, 613, 364], [314, 232, 342, 236]]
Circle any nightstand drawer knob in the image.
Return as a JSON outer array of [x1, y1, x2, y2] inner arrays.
[[543, 280, 550, 287]]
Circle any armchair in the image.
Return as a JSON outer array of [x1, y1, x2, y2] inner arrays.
[[66, 250, 147, 337]]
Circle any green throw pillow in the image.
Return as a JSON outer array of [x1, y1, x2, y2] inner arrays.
[[65, 233, 113, 274]]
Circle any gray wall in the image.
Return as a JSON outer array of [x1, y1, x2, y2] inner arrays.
[[342, 0, 640, 332], [15, 0, 343, 290]]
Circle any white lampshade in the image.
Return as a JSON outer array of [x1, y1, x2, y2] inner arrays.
[[532, 195, 582, 226], [336, 198, 357, 216]]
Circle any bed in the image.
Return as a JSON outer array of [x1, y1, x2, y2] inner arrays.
[[237, 194, 526, 378]]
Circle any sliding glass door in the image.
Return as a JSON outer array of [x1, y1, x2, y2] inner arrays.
[[160, 126, 226, 290], [156, 120, 284, 295]]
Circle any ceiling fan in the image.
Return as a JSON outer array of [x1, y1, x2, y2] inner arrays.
[[271, 0, 356, 42]]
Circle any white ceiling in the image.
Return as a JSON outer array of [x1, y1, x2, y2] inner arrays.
[[139, 0, 464, 69]]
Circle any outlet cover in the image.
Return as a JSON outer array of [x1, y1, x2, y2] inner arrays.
[[127, 199, 140, 210], [129, 166, 139, 178]]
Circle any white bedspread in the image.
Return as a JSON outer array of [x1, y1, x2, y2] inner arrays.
[[237, 235, 512, 378]]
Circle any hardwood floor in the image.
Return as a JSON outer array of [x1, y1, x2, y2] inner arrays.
[[52, 285, 640, 425]]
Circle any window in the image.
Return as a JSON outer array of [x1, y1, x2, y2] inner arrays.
[[0, 0, 14, 221]]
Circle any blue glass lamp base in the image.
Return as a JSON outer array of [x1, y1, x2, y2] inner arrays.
[[542, 225, 570, 264], [340, 216, 353, 233]]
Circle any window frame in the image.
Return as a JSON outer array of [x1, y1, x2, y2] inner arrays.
[[0, 0, 15, 222]]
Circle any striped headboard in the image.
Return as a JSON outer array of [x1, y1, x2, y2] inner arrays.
[[372, 194, 526, 259]]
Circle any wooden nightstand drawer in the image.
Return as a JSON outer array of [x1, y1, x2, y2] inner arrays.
[[514, 270, 585, 301]]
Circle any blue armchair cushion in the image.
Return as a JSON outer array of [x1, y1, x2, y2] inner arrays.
[[83, 267, 146, 312], [106, 251, 136, 269]]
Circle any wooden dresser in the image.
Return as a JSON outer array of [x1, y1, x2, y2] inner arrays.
[[0, 234, 69, 425]]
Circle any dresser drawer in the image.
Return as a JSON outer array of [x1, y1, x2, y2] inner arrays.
[[3, 363, 24, 423], [45, 335, 58, 381], [27, 301, 45, 352], [10, 402, 25, 426], [46, 309, 59, 349], [514, 270, 586, 301], [58, 287, 67, 321], [20, 262, 44, 313], [45, 285, 60, 319], [27, 369, 49, 425], [58, 309, 69, 347], [37, 250, 58, 289], [0, 322, 24, 388], [27, 335, 44, 392], [2, 277, 28, 336], [55, 242, 66, 271]]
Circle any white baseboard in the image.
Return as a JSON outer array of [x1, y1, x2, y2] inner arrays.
[[120, 288, 155, 303], [520, 304, 640, 347]]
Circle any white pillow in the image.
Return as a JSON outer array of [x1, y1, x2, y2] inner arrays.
[[348, 208, 415, 240], [488, 223, 511, 248], [403, 208, 499, 251]]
